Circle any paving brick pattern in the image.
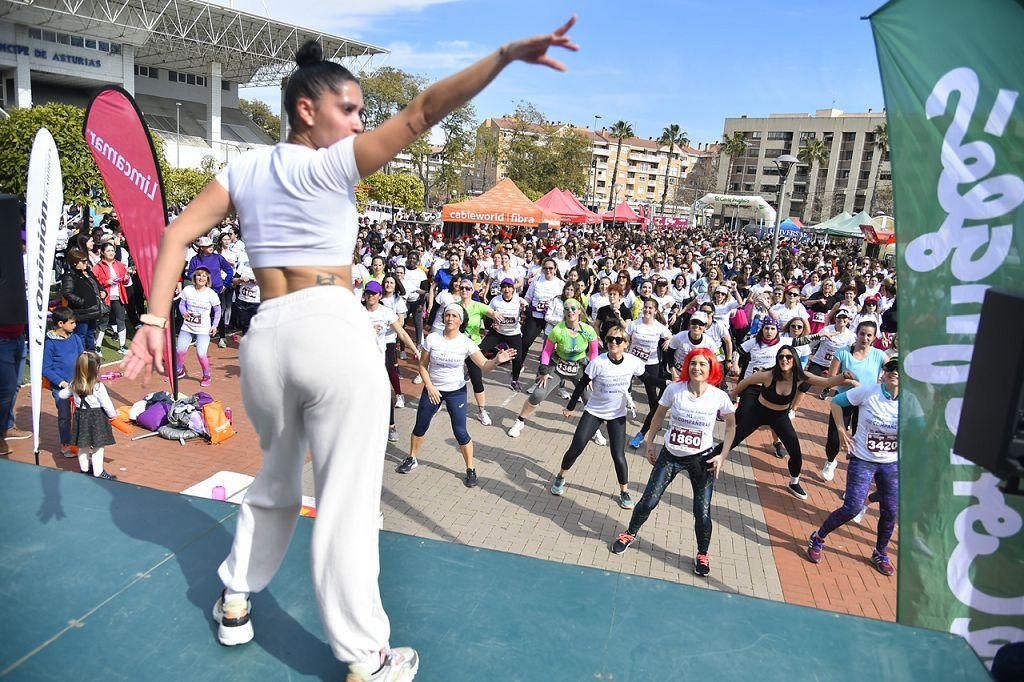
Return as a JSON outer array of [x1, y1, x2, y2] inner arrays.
[[6, 338, 895, 619]]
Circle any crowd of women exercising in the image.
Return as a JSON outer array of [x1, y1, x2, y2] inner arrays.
[[357, 217, 901, 579]]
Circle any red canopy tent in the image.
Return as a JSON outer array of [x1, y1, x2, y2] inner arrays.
[[442, 178, 560, 227], [859, 216, 896, 245], [559, 189, 602, 224], [601, 201, 642, 223]]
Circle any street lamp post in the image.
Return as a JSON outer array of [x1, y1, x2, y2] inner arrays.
[[590, 114, 602, 210], [175, 101, 182, 167], [770, 153, 799, 267]]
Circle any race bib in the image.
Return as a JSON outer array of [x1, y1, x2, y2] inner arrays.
[[631, 346, 651, 362], [823, 351, 834, 362], [812, 312, 826, 323], [867, 433, 898, 455], [668, 426, 703, 453], [184, 311, 202, 324], [533, 299, 549, 314], [555, 358, 580, 376], [497, 316, 517, 333]]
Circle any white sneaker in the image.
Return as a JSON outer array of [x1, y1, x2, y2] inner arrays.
[[592, 430, 607, 446], [218, 338, 227, 348], [558, 388, 571, 400], [479, 409, 492, 426], [212, 591, 254, 646], [394, 395, 405, 409], [789, 410, 797, 420], [347, 647, 419, 682], [821, 460, 838, 482], [507, 419, 525, 438], [853, 505, 869, 524], [412, 374, 423, 385]]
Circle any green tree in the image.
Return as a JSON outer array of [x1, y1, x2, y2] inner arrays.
[[798, 136, 830, 221], [657, 123, 689, 215], [163, 166, 215, 206], [606, 119, 634, 209], [435, 103, 476, 204], [539, 128, 591, 196], [0, 102, 169, 207], [239, 98, 281, 142], [872, 122, 888, 153], [359, 67, 425, 131], [872, 182, 894, 215], [363, 172, 425, 210], [721, 131, 748, 226]]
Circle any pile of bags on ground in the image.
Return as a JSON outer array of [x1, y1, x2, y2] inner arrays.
[[113, 391, 236, 445]]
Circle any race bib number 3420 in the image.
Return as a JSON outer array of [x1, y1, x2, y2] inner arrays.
[[866, 433, 897, 455]]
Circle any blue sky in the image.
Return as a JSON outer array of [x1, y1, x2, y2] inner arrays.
[[230, 0, 888, 145]]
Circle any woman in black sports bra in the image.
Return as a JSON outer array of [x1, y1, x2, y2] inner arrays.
[[728, 346, 856, 499]]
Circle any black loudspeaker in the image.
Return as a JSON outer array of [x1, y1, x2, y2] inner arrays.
[[0, 194, 27, 325], [954, 288, 1024, 484]]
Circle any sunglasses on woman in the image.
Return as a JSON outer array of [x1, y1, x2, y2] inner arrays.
[[606, 336, 627, 345], [778, 354, 795, 361]]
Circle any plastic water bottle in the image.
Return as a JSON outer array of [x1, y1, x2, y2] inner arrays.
[[224, 407, 233, 424], [99, 371, 122, 380], [212, 485, 227, 501]]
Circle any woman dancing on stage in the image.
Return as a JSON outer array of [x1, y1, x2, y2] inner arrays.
[[122, 18, 578, 681]]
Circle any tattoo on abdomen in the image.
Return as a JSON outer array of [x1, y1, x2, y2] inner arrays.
[[316, 274, 338, 286]]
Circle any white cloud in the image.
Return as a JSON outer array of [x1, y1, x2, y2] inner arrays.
[[211, 0, 462, 37], [380, 40, 488, 72]]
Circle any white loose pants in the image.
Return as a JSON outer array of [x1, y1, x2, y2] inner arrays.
[[218, 286, 391, 666]]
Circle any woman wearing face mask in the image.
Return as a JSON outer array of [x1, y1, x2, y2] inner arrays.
[[122, 21, 577, 680]]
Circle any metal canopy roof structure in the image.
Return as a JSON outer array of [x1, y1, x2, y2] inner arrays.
[[0, 0, 388, 86]]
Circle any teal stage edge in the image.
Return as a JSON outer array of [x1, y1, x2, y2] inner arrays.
[[0, 459, 986, 680]]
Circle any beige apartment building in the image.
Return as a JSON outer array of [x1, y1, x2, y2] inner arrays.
[[715, 108, 891, 224], [477, 117, 710, 214]]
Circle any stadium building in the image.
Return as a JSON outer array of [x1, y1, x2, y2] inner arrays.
[[0, 0, 386, 167]]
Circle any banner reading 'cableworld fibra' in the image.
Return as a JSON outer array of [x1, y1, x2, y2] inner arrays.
[[870, 0, 1024, 665], [25, 129, 64, 460]]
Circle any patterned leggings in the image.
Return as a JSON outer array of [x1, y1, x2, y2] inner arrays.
[[818, 456, 899, 555]]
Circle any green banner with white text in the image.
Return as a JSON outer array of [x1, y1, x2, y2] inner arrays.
[[870, 0, 1024, 664]]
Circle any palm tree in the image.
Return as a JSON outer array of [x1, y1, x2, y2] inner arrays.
[[721, 131, 748, 228], [870, 122, 889, 214], [798, 136, 830, 220], [658, 123, 689, 215], [607, 120, 634, 209]]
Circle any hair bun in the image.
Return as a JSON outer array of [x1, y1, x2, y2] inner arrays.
[[295, 40, 324, 68]]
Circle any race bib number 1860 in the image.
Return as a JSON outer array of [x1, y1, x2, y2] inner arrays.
[[668, 426, 703, 452]]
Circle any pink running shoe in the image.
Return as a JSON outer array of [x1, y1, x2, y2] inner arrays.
[[807, 531, 825, 563], [200, 375, 212, 387]]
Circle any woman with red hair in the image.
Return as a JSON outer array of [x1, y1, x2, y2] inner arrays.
[[610, 347, 736, 578]]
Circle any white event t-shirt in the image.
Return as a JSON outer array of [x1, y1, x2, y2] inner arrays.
[[583, 353, 645, 420], [366, 304, 398, 351], [843, 383, 899, 464], [179, 285, 222, 335], [658, 382, 736, 456], [422, 332, 480, 392], [627, 319, 671, 365], [489, 295, 523, 336]]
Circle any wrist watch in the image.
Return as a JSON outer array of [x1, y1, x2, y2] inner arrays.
[[140, 314, 167, 329]]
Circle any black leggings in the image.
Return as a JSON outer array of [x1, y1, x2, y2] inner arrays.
[[561, 412, 628, 484], [731, 399, 804, 477], [521, 316, 546, 362], [465, 356, 484, 394], [638, 363, 666, 434], [826, 403, 860, 463], [479, 331, 524, 382]]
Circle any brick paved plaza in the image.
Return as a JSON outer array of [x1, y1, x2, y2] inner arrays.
[[5, 339, 896, 620]]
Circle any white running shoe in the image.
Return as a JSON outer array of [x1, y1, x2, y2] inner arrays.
[[592, 430, 607, 446], [507, 419, 525, 438], [479, 409, 492, 426], [558, 388, 571, 400], [212, 591, 254, 646], [412, 374, 423, 385], [853, 505, 869, 524], [789, 409, 797, 420], [346, 647, 419, 682], [821, 460, 837, 482], [394, 395, 405, 409], [218, 338, 227, 348]]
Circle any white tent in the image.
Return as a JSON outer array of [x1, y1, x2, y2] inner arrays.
[[692, 193, 777, 227]]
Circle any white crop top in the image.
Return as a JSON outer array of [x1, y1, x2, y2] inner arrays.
[[215, 135, 361, 268]]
